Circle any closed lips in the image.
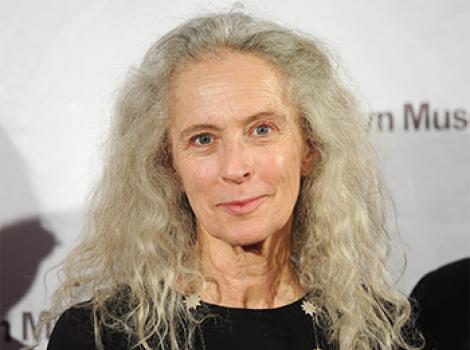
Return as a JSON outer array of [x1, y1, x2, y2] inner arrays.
[[218, 195, 267, 206], [217, 195, 268, 214]]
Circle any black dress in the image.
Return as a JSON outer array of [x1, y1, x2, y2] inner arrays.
[[47, 297, 337, 350]]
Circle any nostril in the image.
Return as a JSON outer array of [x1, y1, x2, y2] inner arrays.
[[221, 168, 253, 184]]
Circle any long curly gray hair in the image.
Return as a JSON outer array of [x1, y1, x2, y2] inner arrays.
[[45, 11, 420, 350]]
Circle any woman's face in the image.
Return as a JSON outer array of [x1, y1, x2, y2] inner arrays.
[[169, 51, 315, 247]]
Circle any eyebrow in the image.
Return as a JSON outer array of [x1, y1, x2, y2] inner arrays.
[[179, 111, 287, 139]]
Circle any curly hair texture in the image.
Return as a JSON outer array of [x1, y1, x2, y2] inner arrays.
[[43, 11, 420, 350]]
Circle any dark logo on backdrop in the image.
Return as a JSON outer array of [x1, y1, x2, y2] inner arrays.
[[368, 102, 468, 132]]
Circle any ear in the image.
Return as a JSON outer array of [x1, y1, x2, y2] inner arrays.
[[301, 139, 318, 176]]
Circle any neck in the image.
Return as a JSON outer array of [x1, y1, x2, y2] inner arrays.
[[196, 220, 305, 309]]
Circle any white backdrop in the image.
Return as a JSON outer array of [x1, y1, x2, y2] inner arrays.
[[1, 0, 469, 348]]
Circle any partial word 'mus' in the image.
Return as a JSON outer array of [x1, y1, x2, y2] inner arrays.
[[368, 102, 468, 131]]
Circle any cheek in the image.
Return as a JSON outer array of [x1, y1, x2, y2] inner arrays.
[[260, 143, 303, 190], [177, 156, 219, 196]]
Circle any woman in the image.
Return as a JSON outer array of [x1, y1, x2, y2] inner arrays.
[[45, 11, 420, 350]]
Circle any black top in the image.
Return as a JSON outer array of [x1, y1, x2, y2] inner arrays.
[[47, 297, 337, 350]]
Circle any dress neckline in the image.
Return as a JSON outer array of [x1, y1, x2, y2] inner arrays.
[[202, 295, 306, 312]]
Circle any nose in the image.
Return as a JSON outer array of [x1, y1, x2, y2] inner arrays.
[[220, 138, 253, 184]]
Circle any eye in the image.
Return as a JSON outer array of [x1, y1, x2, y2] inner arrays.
[[253, 124, 272, 136], [192, 133, 214, 146]]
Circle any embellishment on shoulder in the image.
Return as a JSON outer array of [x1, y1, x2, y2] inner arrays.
[[185, 294, 201, 311], [301, 299, 323, 349], [301, 299, 318, 316]]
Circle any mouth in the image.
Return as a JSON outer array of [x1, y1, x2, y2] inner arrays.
[[217, 195, 268, 215]]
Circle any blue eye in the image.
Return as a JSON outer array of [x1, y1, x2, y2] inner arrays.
[[253, 124, 271, 136], [193, 134, 213, 145]]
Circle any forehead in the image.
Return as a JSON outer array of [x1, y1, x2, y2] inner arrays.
[[168, 50, 296, 126]]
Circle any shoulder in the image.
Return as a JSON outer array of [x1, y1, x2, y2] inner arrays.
[[47, 304, 95, 350], [411, 258, 469, 306], [410, 258, 470, 350], [48, 302, 136, 350]]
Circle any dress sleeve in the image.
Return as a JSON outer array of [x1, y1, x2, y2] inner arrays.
[[47, 306, 96, 350]]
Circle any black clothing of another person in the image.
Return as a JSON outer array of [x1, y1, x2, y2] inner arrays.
[[410, 258, 470, 350]]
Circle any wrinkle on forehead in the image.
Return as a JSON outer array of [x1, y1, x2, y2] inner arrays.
[[168, 50, 296, 128]]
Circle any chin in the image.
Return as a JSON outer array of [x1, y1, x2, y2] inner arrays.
[[220, 226, 271, 247]]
